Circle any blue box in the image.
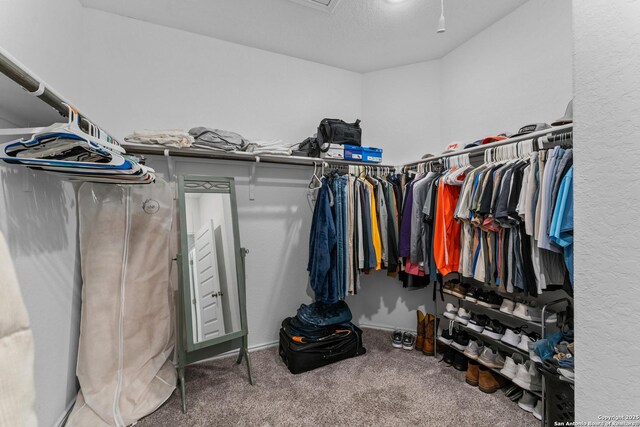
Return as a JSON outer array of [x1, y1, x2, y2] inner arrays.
[[344, 145, 383, 163]]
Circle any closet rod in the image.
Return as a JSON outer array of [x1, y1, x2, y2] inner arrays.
[[402, 123, 573, 170], [0, 47, 69, 118], [125, 144, 397, 170]]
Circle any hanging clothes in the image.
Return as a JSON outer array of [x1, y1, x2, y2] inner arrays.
[[421, 139, 574, 297], [307, 169, 406, 299], [364, 178, 382, 270], [308, 178, 338, 303], [550, 165, 574, 285], [433, 169, 465, 276]]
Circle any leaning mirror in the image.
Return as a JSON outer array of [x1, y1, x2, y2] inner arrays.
[[184, 185, 241, 343], [176, 176, 253, 414]]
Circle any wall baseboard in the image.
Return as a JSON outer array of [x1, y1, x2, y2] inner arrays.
[[358, 322, 417, 334], [191, 339, 279, 365], [249, 340, 279, 353]]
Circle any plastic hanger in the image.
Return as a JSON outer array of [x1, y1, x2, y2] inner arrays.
[[309, 162, 323, 189]]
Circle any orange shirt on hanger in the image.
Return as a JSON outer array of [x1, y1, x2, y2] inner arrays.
[[433, 178, 463, 276]]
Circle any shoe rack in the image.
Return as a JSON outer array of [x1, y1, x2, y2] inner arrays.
[[432, 289, 572, 427], [436, 330, 543, 399]]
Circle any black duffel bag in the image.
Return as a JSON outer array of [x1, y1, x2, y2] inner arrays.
[[316, 118, 362, 149]]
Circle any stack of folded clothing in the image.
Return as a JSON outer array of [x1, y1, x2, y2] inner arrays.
[[279, 300, 366, 374], [243, 139, 294, 156], [188, 127, 246, 151], [124, 129, 194, 148]]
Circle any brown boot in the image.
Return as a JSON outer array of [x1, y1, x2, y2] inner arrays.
[[478, 365, 508, 393], [422, 313, 437, 355], [465, 360, 479, 386], [416, 310, 425, 350]]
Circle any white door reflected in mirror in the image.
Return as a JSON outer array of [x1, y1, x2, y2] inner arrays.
[[185, 192, 242, 344]]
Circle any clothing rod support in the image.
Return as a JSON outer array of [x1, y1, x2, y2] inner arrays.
[[249, 163, 257, 201]]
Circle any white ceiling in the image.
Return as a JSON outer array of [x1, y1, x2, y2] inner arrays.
[[79, 0, 528, 73]]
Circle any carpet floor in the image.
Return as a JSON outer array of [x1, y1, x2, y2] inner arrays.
[[138, 328, 539, 427]]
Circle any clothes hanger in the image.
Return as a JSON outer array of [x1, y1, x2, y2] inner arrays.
[[309, 162, 323, 189]]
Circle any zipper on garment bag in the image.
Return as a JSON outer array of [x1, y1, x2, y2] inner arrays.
[[113, 186, 131, 427]]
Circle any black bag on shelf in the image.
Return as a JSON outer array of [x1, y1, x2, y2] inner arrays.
[[316, 119, 362, 148], [293, 137, 321, 158], [278, 317, 366, 374]]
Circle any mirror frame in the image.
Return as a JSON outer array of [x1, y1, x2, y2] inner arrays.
[[177, 175, 248, 352]]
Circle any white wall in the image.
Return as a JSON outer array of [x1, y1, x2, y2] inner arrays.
[[0, 1, 84, 426], [441, 0, 573, 143], [347, 273, 433, 333], [354, 0, 573, 333], [78, 9, 362, 145], [361, 60, 442, 165], [72, 9, 364, 350], [361, 0, 573, 157], [573, 0, 640, 419]]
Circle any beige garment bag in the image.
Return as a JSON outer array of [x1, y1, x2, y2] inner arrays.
[[67, 179, 176, 427], [0, 231, 37, 427]]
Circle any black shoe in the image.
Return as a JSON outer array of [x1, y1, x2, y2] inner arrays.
[[527, 331, 541, 341], [442, 347, 455, 365], [477, 291, 503, 309], [481, 320, 506, 340], [392, 330, 403, 348], [467, 313, 489, 332], [453, 353, 469, 371], [505, 385, 524, 401], [504, 387, 522, 399], [451, 330, 470, 351], [438, 326, 454, 345], [402, 332, 416, 350], [464, 287, 482, 303]]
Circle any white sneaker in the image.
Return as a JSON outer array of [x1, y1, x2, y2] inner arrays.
[[499, 356, 519, 379], [477, 347, 505, 369], [517, 334, 534, 352], [501, 327, 522, 347], [545, 313, 558, 324], [518, 391, 538, 413], [513, 303, 542, 322], [513, 361, 542, 392], [512, 303, 527, 319], [499, 299, 515, 315], [443, 303, 457, 320], [454, 308, 471, 325], [533, 399, 543, 420], [463, 339, 484, 360], [558, 368, 575, 381]]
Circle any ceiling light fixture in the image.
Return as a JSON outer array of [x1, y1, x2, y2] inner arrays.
[[437, 0, 446, 33]]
